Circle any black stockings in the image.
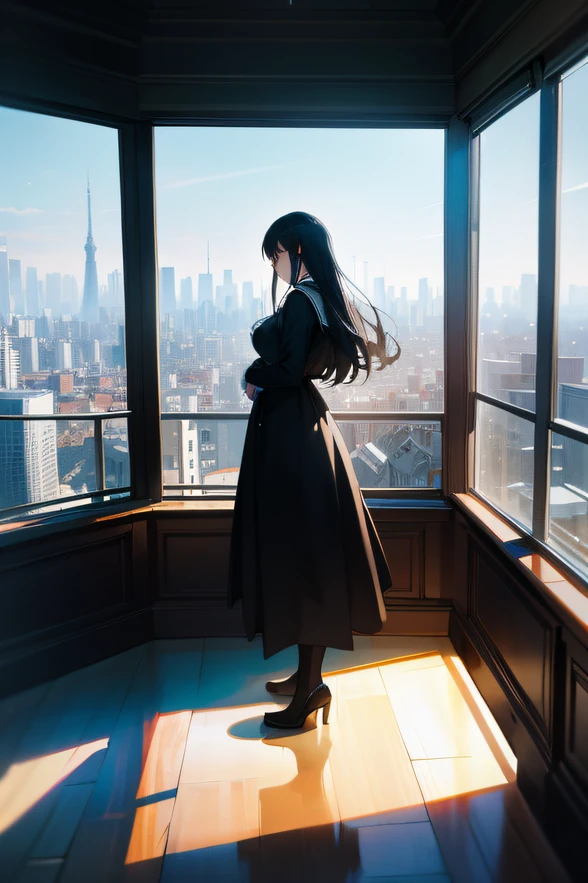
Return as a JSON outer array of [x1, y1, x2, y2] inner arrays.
[[294, 643, 326, 697]]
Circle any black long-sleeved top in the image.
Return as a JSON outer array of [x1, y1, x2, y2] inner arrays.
[[244, 289, 323, 388]]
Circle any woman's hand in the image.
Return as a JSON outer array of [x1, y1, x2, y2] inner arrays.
[[245, 382, 258, 401]]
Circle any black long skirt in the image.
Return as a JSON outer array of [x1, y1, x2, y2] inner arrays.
[[227, 377, 391, 659]]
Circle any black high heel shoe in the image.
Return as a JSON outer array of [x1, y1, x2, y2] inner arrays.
[[265, 671, 298, 695], [264, 683, 332, 729]]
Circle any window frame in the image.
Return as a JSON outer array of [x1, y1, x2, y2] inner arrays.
[[0, 97, 161, 525], [154, 123, 449, 501], [468, 51, 588, 592]]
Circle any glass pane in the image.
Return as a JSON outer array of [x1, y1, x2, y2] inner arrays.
[[475, 400, 535, 529], [477, 94, 540, 411], [103, 415, 130, 489], [57, 419, 97, 495], [161, 417, 441, 495], [556, 57, 588, 429], [0, 414, 130, 513], [548, 432, 588, 578], [154, 127, 444, 418], [0, 106, 128, 515], [335, 420, 442, 488], [162, 417, 246, 496]]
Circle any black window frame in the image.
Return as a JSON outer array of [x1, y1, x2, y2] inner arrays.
[[468, 48, 588, 591]]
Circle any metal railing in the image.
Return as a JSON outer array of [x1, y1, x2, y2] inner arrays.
[[0, 410, 131, 519], [0, 407, 445, 516], [161, 409, 444, 493]]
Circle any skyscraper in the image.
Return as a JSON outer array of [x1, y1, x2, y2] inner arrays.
[[242, 281, 254, 312], [25, 267, 39, 316], [80, 178, 100, 324], [107, 269, 123, 311], [373, 277, 386, 312], [0, 237, 10, 316], [218, 269, 237, 313], [198, 272, 213, 307], [62, 274, 79, 315], [46, 273, 62, 315], [9, 259, 24, 315], [0, 390, 59, 510], [180, 277, 194, 311], [0, 329, 20, 389], [159, 267, 176, 314], [12, 336, 39, 374]]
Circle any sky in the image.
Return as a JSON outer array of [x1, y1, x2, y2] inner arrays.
[[0, 54, 586, 307], [153, 126, 444, 301], [478, 58, 588, 303]]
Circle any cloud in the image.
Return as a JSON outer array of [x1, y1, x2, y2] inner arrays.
[[562, 181, 588, 194], [413, 201, 443, 212], [0, 206, 46, 215], [161, 163, 293, 191]]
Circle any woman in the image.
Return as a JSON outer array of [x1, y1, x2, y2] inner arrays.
[[227, 211, 401, 730]]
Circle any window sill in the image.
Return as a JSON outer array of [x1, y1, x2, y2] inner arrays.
[[0, 492, 453, 547], [451, 492, 588, 640]]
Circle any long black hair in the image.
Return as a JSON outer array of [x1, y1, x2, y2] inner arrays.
[[262, 211, 401, 387]]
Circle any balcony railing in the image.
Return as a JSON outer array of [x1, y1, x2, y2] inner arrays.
[[161, 410, 444, 494], [0, 411, 131, 519]]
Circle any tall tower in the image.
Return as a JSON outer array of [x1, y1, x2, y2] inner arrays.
[[80, 177, 100, 324]]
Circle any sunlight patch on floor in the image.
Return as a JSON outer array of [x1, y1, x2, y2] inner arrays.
[[124, 651, 513, 863], [0, 738, 109, 835]]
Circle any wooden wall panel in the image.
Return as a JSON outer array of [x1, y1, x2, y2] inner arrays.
[[1, 524, 133, 643], [158, 531, 231, 601], [569, 663, 588, 777], [470, 543, 555, 737], [0, 518, 153, 698], [564, 630, 588, 797], [152, 507, 452, 636], [380, 531, 422, 600], [450, 508, 588, 883]]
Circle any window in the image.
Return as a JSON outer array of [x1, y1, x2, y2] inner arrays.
[[474, 94, 540, 526], [472, 58, 588, 581], [155, 126, 444, 496], [0, 107, 130, 520], [550, 57, 588, 575]]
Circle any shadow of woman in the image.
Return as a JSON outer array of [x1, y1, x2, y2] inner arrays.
[[233, 722, 361, 883]]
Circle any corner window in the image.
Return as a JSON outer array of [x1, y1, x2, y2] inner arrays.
[[474, 93, 540, 526], [0, 107, 129, 521], [472, 60, 588, 582]]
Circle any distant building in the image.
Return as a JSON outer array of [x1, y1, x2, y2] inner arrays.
[[160, 267, 176, 314], [180, 277, 194, 311], [9, 259, 24, 315], [0, 329, 20, 388], [46, 273, 62, 315], [62, 274, 79, 315], [198, 272, 213, 308], [0, 237, 9, 316], [0, 390, 59, 511], [12, 336, 39, 374], [25, 267, 39, 316]]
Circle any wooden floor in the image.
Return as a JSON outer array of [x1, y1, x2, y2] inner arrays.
[[0, 636, 572, 883]]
